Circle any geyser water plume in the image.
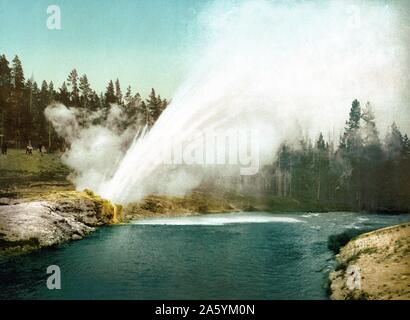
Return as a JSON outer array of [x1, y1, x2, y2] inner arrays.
[[46, 0, 410, 204], [98, 1, 408, 204]]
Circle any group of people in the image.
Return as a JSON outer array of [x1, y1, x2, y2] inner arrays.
[[0, 142, 46, 156], [25, 143, 33, 155], [25, 143, 46, 156]]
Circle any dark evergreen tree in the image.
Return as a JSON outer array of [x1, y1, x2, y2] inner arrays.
[[57, 82, 71, 106], [115, 78, 122, 105], [67, 69, 79, 105], [10, 55, 25, 146], [0, 55, 12, 144], [105, 80, 116, 105], [340, 99, 361, 151]]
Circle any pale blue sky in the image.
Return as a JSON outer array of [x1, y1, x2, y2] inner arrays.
[[0, 0, 208, 98], [0, 0, 407, 103]]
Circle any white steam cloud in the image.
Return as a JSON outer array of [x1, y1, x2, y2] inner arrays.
[[44, 103, 136, 190], [46, 0, 410, 204]]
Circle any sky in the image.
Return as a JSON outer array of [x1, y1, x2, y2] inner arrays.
[[0, 0, 409, 117], [0, 0, 208, 98]]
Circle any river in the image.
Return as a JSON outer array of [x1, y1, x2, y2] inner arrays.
[[1, 211, 409, 299]]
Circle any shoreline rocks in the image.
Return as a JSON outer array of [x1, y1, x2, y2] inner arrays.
[[0, 190, 122, 254], [0, 190, 237, 254], [329, 222, 410, 300]]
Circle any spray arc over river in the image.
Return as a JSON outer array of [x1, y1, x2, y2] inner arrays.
[[46, 1, 410, 204]]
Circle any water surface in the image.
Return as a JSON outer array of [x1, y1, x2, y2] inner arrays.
[[1, 211, 409, 299]]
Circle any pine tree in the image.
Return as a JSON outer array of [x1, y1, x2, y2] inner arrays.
[[124, 86, 132, 105], [67, 69, 79, 105], [146, 88, 158, 124], [89, 91, 101, 112], [105, 80, 116, 105], [145, 88, 167, 125], [0, 54, 12, 101], [340, 99, 362, 152], [102, 80, 116, 120], [32, 80, 50, 142], [121, 87, 143, 128], [10, 55, 25, 146], [348, 99, 361, 129], [79, 74, 92, 109], [339, 100, 364, 209], [58, 82, 71, 106], [48, 81, 55, 101], [0, 55, 12, 143], [115, 78, 122, 105], [11, 55, 25, 91]]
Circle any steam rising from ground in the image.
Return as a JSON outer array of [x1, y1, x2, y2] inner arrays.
[[46, 0, 410, 204], [44, 104, 137, 190]]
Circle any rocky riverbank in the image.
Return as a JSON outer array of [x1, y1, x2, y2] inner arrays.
[[329, 222, 410, 300], [0, 189, 240, 254], [0, 190, 122, 254]]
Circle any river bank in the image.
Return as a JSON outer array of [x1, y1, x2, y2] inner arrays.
[[0, 188, 245, 254], [329, 222, 410, 300], [2, 182, 410, 257], [0, 190, 123, 254]]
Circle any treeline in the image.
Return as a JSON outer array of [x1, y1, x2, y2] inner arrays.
[[267, 100, 410, 212], [0, 54, 168, 150]]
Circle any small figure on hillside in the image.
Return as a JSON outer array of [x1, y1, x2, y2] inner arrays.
[[1, 142, 7, 155], [26, 143, 33, 155], [38, 144, 44, 156]]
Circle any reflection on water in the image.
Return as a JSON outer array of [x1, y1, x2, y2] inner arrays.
[[0, 211, 409, 300]]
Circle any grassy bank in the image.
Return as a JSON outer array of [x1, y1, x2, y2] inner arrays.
[[0, 148, 73, 199], [329, 222, 410, 300]]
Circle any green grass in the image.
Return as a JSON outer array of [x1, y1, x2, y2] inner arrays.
[[0, 148, 72, 196], [0, 148, 68, 173]]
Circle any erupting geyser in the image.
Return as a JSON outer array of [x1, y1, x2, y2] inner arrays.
[[46, 0, 410, 204]]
